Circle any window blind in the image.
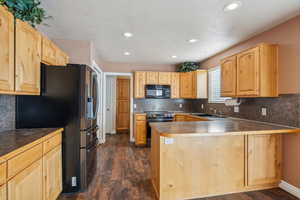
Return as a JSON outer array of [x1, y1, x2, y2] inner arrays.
[[208, 67, 229, 103]]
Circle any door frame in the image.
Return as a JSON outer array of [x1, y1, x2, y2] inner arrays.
[[102, 72, 134, 143]]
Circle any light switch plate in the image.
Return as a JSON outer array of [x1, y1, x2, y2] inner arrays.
[[234, 106, 239, 113], [262, 107, 267, 116], [201, 104, 204, 109], [72, 176, 77, 187], [133, 104, 137, 109], [164, 138, 174, 144], [179, 104, 183, 108]]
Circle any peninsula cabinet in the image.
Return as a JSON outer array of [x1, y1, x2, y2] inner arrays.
[[134, 71, 146, 98], [0, 6, 14, 94], [221, 43, 278, 97], [15, 19, 41, 95]]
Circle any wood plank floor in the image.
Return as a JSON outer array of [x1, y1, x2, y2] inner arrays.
[[58, 134, 299, 200]]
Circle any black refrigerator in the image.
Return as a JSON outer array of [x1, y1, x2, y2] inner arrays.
[[16, 64, 99, 193]]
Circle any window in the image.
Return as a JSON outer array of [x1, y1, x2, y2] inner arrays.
[[208, 66, 229, 103]]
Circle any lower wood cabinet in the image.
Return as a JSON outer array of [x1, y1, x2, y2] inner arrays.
[[134, 114, 147, 146], [43, 145, 62, 200], [8, 159, 43, 200], [0, 129, 63, 200]]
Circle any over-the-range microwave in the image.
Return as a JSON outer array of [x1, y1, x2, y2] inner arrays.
[[145, 85, 171, 99]]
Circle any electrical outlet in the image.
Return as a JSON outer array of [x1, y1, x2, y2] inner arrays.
[[201, 104, 204, 109], [179, 104, 183, 108], [262, 107, 267, 116], [133, 104, 137, 109], [234, 106, 239, 113], [164, 138, 174, 144], [72, 177, 77, 187]]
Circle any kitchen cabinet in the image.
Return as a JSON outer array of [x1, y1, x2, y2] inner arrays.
[[134, 114, 147, 146], [8, 159, 43, 200], [158, 72, 171, 85], [56, 49, 69, 66], [0, 184, 6, 200], [42, 36, 57, 65], [221, 43, 278, 97], [174, 114, 209, 122], [221, 56, 237, 97], [15, 19, 41, 95], [180, 71, 196, 98], [134, 71, 146, 98], [247, 134, 281, 187], [0, 6, 14, 94], [43, 145, 62, 200], [171, 72, 180, 98], [146, 72, 159, 85]]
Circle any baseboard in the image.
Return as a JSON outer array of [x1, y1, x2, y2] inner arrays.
[[279, 180, 300, 198]]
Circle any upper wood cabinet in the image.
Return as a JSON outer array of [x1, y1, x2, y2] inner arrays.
[[146, 72, 159, 85], [158, 72, 171, 85], [42, 36, 57, 65], [180, 71, 196, 99], [221, 56, 237, 97], [134, 71, 146, 98], [0, 6, 14, 94], [56, 49, 69, 66], [15, 19, 41, 95], [171, 72, 180, 98], [221, 43, 278, 97]]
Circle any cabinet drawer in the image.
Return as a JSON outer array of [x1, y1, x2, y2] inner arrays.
[[0, 162, 6, 185], [44, 133, 62, 155], [135, 115, 146, 121], [7, 143, 43, 179]]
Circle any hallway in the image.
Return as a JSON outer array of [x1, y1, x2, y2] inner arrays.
[[59, 134, 299, 200]]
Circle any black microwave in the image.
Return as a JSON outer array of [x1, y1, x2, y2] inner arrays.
[[145, 85, 171, 99]]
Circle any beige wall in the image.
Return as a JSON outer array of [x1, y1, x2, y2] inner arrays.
[[200, 14, 300, 188], [98, 61, 177, 72], [200, 15, 300, 95]]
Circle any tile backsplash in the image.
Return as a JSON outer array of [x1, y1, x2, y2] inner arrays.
[[0, 95, 15, 132], [191, 94, 300, 127]]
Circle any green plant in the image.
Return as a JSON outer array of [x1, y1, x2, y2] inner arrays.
[[0, 0, 50, 27], [177, 62, 199, 72]]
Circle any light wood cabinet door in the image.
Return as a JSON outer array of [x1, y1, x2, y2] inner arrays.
[[0, 184, 6, 200], [134, 115, 147, 146], [134, 72, 146, 98], [15, 20, 41, 95], [247, 135, 282, 186], [221, 56, 237, 97], [42, 36, 57, 65], [0, 6, 14, 93], [146, 72, 159, 85], [43, 145, 62, 200], [158, 72, 171, 85], [8, 159, 43, 200], [237, 47, 260, 96], [171, 72, 180, 98], [56, 49, 69, 66], [180, 72, 195, 99]]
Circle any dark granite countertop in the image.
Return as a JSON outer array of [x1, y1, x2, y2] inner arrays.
[[0, 128, 63, 159], [150, 118, 300, 137]]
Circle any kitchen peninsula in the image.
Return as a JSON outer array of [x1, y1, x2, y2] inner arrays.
[[150, 118, 300, 200]]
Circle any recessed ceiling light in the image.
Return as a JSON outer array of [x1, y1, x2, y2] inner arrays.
[[124, 52, 131, 56], [123, 32, 133, 38], [224, 1, 242, 12], [171, 55, 177, 58], [188, 39, 198, 43]]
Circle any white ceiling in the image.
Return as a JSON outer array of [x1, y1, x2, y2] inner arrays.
[[39, 0, 300, 64]]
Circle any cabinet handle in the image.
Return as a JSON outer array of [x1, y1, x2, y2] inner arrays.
[[0, 19, 2, 27]]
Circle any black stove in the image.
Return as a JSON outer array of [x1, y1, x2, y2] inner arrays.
[[146, 111, 174, 146]]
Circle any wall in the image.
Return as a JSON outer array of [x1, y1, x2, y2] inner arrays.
[[200, 15, 300, 94], [0, 95, 15, 132], [200, 14, 300, 188], [134, 99, 194, 113], [100, 61, 177, 73]]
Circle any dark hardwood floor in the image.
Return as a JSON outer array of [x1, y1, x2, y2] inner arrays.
[[58, 134, 299, 200]]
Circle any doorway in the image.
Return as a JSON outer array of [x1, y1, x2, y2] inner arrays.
[[102, 72, 133, 143]]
